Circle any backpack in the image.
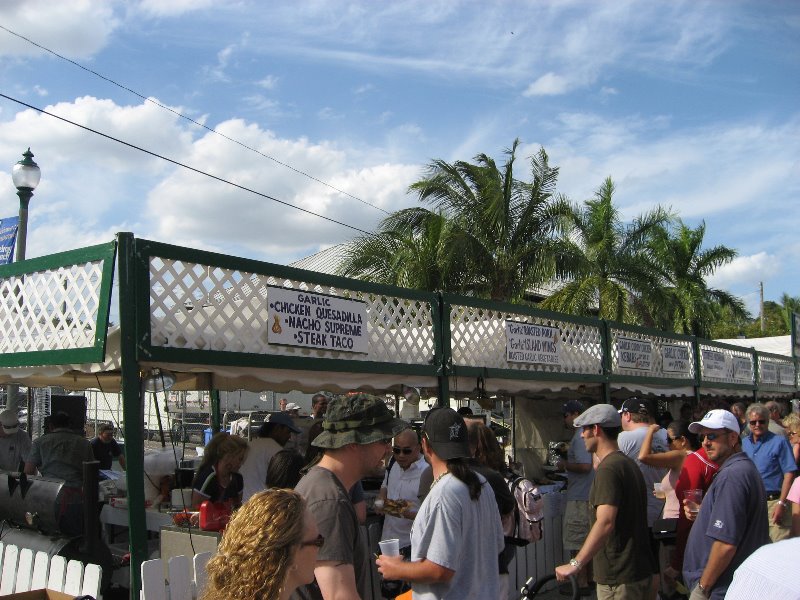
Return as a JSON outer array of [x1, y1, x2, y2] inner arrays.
[[503, 474, 544, 545]]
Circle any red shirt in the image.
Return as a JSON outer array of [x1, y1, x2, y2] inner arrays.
[[670, 447, 719, 571]]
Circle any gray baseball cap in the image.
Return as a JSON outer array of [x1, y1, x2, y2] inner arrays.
[[573, 404, 621, 428]]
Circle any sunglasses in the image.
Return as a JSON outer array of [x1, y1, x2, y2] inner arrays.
[[701, 432, 724, 441], [392, 447, 414, 455], [301, 534, 325, 548], [749, 419, 766, 426]]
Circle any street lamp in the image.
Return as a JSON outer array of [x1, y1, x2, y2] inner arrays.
[[6, 149, 40, 415], [11, 148, 41, 262]]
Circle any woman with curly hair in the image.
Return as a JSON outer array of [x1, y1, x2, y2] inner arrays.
[[191, 432, 248, 509], [200, 488, 322, 600]]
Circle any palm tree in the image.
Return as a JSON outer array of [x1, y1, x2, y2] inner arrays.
[[541, 177, 672, 323], [338, 139, 573, 302], [337, 208, 465, 291], [778, 293, 800, 333], [647, 220, 747, 337]]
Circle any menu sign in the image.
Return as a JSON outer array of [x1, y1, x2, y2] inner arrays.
[[779, 364, 796, 386], [760, 361, 778, 384], [616, 337, 652, 371], [662, 344, 691, 375], [731, 356, 753, 383], [701, 349, 727, 378], [267, 287, 368, 353], [506, 321, 561, 365]]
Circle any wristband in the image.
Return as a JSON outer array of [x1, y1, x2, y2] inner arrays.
[[776, 500, 786, 507]]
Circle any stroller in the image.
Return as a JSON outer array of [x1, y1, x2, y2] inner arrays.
[[519, 573, 579, 599]]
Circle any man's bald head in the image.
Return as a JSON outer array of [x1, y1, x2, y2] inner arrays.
[[392, 428, 421, 468]]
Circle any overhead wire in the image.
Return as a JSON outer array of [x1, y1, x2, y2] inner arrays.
[[0, 23, 390, 216], [0, 92, 373, 236]]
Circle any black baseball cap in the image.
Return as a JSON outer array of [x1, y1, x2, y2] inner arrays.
[[423, 407, 470, 460]]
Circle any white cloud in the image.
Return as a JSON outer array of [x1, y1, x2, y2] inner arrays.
[[523, 72, 571, 97], [135, 0, 216, 18], [0, 0, 118, 59], [256, 76, 278, 90]]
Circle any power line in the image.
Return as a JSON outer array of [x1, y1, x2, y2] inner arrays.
[[0, 23, 390, 216], [0, 92, 372, 235]]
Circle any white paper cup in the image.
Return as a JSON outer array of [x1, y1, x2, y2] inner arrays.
[[379, 538, 400, 556]]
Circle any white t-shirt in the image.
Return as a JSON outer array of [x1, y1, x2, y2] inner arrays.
[[411, 472, 504, 600], [380, 455, 427, 547], [239, 437, 282, 502]]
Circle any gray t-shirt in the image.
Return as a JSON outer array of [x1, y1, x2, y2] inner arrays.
[[566, 428, 594, 501], [291, 466, 368, 600], [0, 430, 32, 472], [411, 472, 504, 600], [618, 426, 668, 526], [27, 429, 93, 487]]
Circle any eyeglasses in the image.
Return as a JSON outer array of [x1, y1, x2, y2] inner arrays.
[[393, 447, 414, 455], [701, 432, 723, 441], [749, 419, 766, 426], [301, 534, 325, 548]]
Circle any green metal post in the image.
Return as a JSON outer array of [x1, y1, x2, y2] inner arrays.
[[210, 389, 221, 434], [435, 293, 450, 408], [117, 233, 147, 600], [692, 337, 702, 406], [599, 320, 612, 404]]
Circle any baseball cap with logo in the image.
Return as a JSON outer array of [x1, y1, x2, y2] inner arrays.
[[0, 409, 19, 434], [423, 407, 470, 460], [688, 409, 740, 434], [312, 393, 407, 449], [562, 400, 584, 415], [617, 397, 654, 416]]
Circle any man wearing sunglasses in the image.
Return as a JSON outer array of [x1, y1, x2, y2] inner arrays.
[[376, 428, 426, 552], [683, 409, 769, 600], [741, 403, 796, 542]]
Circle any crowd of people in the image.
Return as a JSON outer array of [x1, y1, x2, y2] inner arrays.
[[4, 390, 800, 600], [554, 398, 799, 600]]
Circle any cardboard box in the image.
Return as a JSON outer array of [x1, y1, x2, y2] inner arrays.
[[3, 590, 77, 600]]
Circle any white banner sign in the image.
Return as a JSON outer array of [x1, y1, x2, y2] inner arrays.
[[779, 364, 796, 386], [732, 356, 753, 383], [662, 344, 691, 375], [760, 361, 778, 384], [701, 349, 727, 378], [506, 321, 560, 365], [267, 287, 368, 353], [616, 337, 652, 371]]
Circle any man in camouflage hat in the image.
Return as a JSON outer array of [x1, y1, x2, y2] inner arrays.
[[291, 392, 406, 600]]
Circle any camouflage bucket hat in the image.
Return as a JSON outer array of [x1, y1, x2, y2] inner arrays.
[[312, 392, 407, 449]]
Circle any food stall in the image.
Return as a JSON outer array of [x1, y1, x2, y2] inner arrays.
[[0, 233, 797, 599]]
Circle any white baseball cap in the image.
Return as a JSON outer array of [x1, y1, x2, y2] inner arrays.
[[0, 409, 19, 434], [285, 402, 301, 411], [688, 409, 740, 434]]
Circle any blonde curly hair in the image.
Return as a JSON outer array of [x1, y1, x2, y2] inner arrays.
[[200, 489, 307, 600]]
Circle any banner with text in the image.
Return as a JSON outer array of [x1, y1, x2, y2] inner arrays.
[[731, 356, 753, 383], [760, 361, 778, 384], [267, 286, 368, 353], [616, 337, 652, 371], [0, 216, 18, 265], [701, 349, 727, 379], [505, 321, 561, 366], [662, 344, 692, 375]]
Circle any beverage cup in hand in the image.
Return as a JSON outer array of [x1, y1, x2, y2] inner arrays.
[[653, 482, 666, 499], [379, 538, 400, 556], [683, 489, 702, 515]]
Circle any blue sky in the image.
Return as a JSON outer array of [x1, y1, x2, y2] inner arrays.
[[0, 0, 797, 315]]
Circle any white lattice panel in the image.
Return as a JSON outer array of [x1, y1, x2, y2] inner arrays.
[[757, 355, 796, 388], [149, 257, 436, 364], [0, 262, 105, 353], [609, 327, 696, 380], [449, 305, 603, 374], [697, 342, 755, 385]]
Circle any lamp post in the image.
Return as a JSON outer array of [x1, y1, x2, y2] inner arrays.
[[6, 149, 41, 414], [11, 148, 41, 262]]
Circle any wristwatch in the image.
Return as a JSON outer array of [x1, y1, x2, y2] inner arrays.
[[776, 500, 786, 507], [569, 558, 582, 569], [698, 583, 709, 596]]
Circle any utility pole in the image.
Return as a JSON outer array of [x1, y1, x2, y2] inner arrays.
[[760, 282, 765, 333]]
